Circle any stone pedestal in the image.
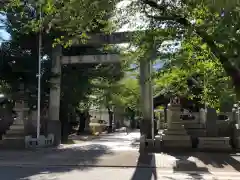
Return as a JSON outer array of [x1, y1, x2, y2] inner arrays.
[[0, 101, 29, 149], [198, 137, 231, 150], [162, 103, 191, 148]]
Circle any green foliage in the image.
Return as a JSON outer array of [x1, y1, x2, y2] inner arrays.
[[3, 0, 119, 47], [115, 0, 240, 108], [0, 0, 123, 114], [154, 34, 235, 109]]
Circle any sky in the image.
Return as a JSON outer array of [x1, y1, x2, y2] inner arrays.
[[0, 14, 10, 42]]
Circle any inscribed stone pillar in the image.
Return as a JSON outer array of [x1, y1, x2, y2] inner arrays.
[[232, 105, 237, 124], [14, 101, 25, 125], [206, 108, 218, 137], [48, 45, 62, 146], [199, 108, 206, 125], [238, 107, 240, 128], [170, 104, 181, 123], [166, 106, 172, 128]]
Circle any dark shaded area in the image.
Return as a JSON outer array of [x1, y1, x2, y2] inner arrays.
[[131, 153, 157, 180], [0, 95, 15, 139], [0, 144, 114, 180]]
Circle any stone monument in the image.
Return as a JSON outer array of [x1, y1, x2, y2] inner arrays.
[[162, 97, 192, 148], [198, 107, 231, 151]]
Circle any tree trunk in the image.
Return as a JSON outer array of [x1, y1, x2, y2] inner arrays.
[[77, 112, 86, 134], [130, 111, 135, 129], [107, 107, 113, 133], [59, 103, 69, 143], [140, 118, 152, 138]]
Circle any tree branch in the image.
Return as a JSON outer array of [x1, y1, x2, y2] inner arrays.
[[146, 13, 240, 83]]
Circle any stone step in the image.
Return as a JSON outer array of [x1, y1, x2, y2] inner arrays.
[[0, 137, 25, 149], [162, 134, 191, 141], [186, 129, 206, 137], [163, 130, 188, 136], [3, 132, 25, 138], [6, 128, 25, 134], [9, 125, 24, 130], [12, 121, 24, 125], [183, 123, 205, 129]]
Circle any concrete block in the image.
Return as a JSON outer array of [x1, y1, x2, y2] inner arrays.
[[162, 135, 192, 148], [198, 137, 231, 150], [25, 134, 54, 148], [168, 123, 185, 129], [163, 130, 187, 136], [155, 136, 161, 149], [162, 135, 191, 141]]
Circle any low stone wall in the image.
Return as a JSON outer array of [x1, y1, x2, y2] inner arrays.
[[89, 123, 106, 135]]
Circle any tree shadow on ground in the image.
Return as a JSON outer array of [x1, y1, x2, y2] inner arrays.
[[0, 144, 114, 180], [131, 153, 157, 180], [161, 151, 240, 180], [194, 152, 240, 171]]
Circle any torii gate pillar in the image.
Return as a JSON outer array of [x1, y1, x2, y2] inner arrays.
[[139, 59, 154, 139], [48, 45, 62, 146]]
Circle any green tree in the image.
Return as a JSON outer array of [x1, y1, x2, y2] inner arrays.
[[0, 1, 125, 141], [3, 0, 119, 46], [120, 0, 240, 99], [154, 36, 235, 110]]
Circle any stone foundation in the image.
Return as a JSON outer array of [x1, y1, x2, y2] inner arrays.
[[162, 135, 191, 148], [162, 123, 191, 148], [25, 134, 54, 148], [198, 137, 231, 150]]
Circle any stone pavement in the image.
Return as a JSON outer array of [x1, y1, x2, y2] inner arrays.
[[1, 166, 240, 180], [1, 146, 240, 174]]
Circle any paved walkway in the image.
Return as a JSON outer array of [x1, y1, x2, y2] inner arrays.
[[1, 166, 240, 180], [1, 131, 240, 179], [1, 147, 240, 173], [67, 130, 140, 151]]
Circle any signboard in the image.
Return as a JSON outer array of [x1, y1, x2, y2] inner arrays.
[[72, 31, 138, 45], [61, 54, 120, 64]]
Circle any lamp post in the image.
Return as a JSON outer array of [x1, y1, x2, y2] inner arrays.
[[37, 2, 42, 139]]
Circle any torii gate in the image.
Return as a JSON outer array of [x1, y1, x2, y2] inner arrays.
[[48, 31, 154, 145]]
